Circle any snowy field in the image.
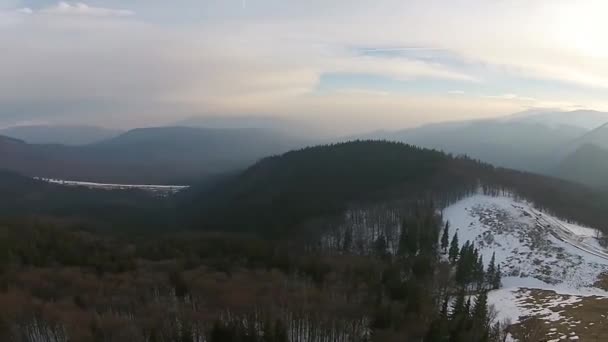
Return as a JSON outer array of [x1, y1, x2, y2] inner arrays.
[[35, 177, 189, 196], [443, 194, 608, 340]]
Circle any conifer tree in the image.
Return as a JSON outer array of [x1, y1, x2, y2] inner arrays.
[[492, 265, 502, 290], [343, 227, 353, 252], [472, 291, 489, 328], [406, 222, 419, 256], [449, 232, 460, 263], [486, 252, 496, 290], [273, 320, 288, 342], [440, 295, 449, 319], [374, 234, 388, 258], [398, 219, 409, 256], [459, 240, 470, 262], [456, 241, 474, 286], [475, 254, 485, 290], [441, 221, 450, 253], [464, 297, 472, 319], [450, 289, 466, 320]]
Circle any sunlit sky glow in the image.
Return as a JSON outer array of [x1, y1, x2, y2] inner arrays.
[[2, 0, 608, 134]]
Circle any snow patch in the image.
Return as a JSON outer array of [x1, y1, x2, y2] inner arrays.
[[35, 177, 189, 196]]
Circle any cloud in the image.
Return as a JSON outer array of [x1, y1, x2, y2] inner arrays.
[[328, 55, 478, 82], [484, 94, 538, 102], [481, 93, 588, 112], [2, 0, 608, 133], [43, 2, 134, 17]]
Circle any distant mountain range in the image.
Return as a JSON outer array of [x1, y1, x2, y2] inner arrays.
[[2, 109, 608, 188], [174, 115, 319, 137], [500, 109, 608, 130], [0, 126, 310, 184], [0, 125, 123, 145], [355, 109, 608, 189]]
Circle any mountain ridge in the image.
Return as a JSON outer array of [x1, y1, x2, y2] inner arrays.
[[0, 124, 123, 145], [0, 126, 309, 184]]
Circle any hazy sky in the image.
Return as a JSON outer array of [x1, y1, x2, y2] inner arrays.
[[2, 0, 608, 134]]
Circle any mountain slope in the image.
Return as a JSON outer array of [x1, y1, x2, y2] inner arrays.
[[444, 194, 608, 341], [174, 115, 317, 136], [181, 140, 608, 238], [93, 126, 302, 162], [0, 126, 308, 184], [503, 109, 608, 130], [575, 122, 608, 149], [445, 194, 608, 292], [360, 119, 586, 173], [554, 144, 608, 189], [180, 141, 461, 235], [0, 125, 122, 145], [547, 120, 608, 188]]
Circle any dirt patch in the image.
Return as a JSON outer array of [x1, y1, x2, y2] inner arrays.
[[593, 272, 608, 292], [509, 289, 608, 341]]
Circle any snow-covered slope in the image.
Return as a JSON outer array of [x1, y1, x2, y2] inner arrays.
[[443, 194, 608, 339], [444, 195, 608, 293]]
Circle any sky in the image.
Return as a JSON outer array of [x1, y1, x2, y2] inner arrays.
[[2, 0, 608, 134]]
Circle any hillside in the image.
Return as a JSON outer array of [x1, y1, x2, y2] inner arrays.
[[181, 140, 608, 238], [180, 141, 468, 235], [0, 126, 307, 184], [444, 194, 608, 341]]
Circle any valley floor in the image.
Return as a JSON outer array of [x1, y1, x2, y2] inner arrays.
[[444, 194, 608, 341], [35, 177, 189, 195]]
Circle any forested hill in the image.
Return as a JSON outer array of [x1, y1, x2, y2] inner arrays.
[[181, 140, 608, 236]]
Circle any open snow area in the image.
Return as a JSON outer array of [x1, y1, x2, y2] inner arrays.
[[444, 194, 608, 340], [35, 177, 189, 196], [444, 194, 608, 294]]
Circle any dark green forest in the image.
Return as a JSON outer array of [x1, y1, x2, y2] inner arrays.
[[181, 141, 608, 236], [1, 140, 607, 341]]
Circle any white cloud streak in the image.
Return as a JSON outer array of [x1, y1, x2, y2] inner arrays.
[[43, 2, 134, 17]]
